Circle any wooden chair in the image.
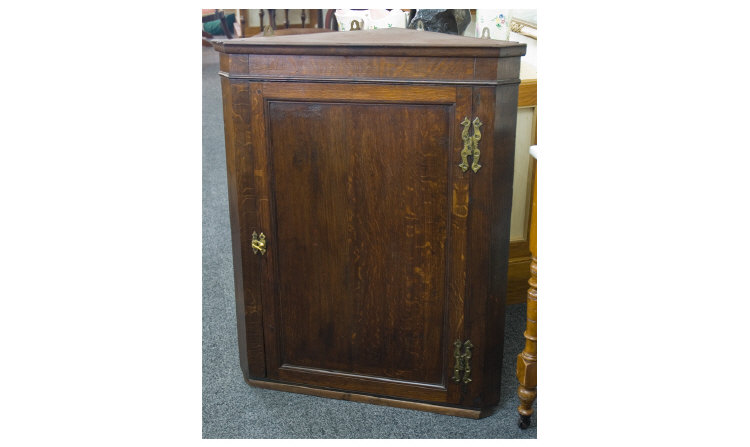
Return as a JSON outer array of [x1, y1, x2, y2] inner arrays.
[[202, 9, 233, 38], [259, 9, 308, 30]]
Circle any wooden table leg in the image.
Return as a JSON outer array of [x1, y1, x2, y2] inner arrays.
[[516, 159, 537, 429], [517, 256, 537, 428]]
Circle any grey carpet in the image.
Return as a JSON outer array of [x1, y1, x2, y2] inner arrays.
[[202, 45, 537, 439]]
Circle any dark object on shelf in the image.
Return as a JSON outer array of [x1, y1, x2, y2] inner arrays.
[[407, 9, 471, 35]]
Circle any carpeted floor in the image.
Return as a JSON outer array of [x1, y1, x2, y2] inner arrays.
[[202, 45, 537, 439]]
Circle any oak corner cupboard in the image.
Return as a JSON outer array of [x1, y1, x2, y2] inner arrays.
[[214, 28, 526, 419]]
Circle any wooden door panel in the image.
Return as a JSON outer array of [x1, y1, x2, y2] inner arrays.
[[269, 100, 449, 384], [255, 83, 471, 404]]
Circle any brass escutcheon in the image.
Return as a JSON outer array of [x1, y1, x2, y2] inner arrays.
[[251, 231, 266, 255]]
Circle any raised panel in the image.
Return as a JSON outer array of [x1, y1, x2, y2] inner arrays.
[[248, 83, 473, 404], [268, 100, 450, 385]]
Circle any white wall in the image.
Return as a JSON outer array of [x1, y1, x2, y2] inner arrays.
[[463, 9, 537, 69], [511, 108, 535, 241]]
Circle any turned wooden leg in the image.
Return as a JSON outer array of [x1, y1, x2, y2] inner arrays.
[[517, 159, 537, 429], [516, 256, 537, 428]]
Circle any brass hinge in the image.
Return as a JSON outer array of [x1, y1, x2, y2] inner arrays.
[[452, 339, 474, 384], [459, 117, 483, 173]]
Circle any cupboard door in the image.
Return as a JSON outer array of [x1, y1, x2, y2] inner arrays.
[[249, 82, 474, 405]]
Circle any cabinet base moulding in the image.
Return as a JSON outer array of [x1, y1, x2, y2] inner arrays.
[[244, 378, 485, 419]]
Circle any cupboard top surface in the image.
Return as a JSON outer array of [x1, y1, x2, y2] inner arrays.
[[213, 28, 526, 58]]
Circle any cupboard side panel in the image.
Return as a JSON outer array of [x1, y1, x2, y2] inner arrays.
[[464, 84, 519, 407], [485, 82, 520, 405], [460, 82, 519, 408], [221, 77, 266, 379]]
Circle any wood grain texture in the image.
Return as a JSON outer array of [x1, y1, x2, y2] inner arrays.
[[214, 28, 527, 58], [506, 240, 532, 305], [253, 83, 471, 404], [506, 257, 531, 306], [485, 83, 521, 406], [219, 53, 230, 73], [445, 86, 472, 405], [228, 54, 249, 74], [498, 57, 522, 84], [456, 84, 518, 409], [220, 78, 266, 379], [518, 79, 537, 108], [474, 58, 498, 81], [508, 239, 531, 260], [248, 82, 284, 382], [277, 365, 448, 402], [220, 53, 520, 85], [247, 55, 476, 81], [215, 32, 523, 416], [245, 378, 482, 418], [269, 101, 449, 384], [259, 82, 457, 104]]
